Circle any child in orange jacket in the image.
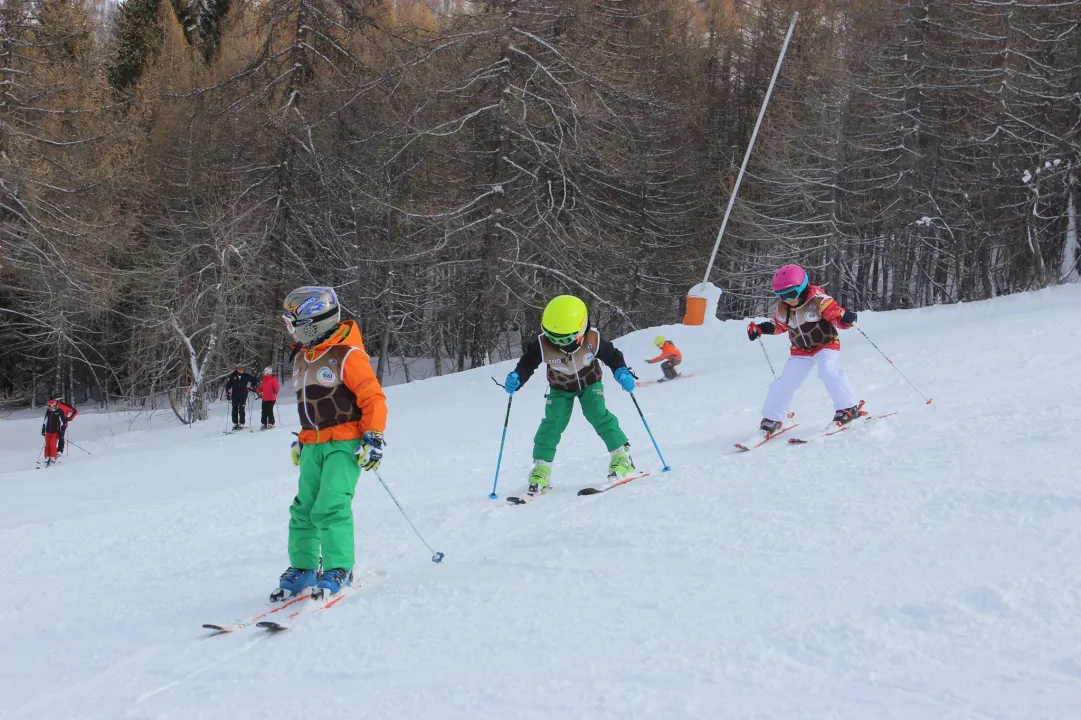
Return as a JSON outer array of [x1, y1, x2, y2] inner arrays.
[[645, 336, 682, 381], [273, 286, 388, 601]]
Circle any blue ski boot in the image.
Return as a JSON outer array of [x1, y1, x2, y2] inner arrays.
[[311, 568, 352, 600], [269, 567, 317, 603]]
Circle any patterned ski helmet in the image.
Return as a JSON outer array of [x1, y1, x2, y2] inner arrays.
[[653, 335, 666, 348], [283, 286, 341, 346], [771, 264, 809, 298], [541, 295, 588, 347]]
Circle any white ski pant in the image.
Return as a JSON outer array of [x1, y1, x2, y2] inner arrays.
[[761, 349, 856, 421]]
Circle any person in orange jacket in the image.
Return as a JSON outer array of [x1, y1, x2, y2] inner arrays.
[[272, 286, 388, 601], [645, 336, 682, 381]]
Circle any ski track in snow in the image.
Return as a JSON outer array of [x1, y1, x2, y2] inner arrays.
[[2, 287, 1081, 719]]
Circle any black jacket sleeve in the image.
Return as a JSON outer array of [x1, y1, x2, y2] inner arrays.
[[513, 338, 543, 386], [597, 339, 628, 373]]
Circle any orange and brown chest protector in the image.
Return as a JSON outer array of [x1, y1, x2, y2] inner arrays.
[[538, 328, 604, 391], [291, 321, 387, 444], [773, 291, 841, 354]]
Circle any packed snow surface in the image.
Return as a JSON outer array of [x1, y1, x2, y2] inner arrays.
[[2, 287, 1080, 719]]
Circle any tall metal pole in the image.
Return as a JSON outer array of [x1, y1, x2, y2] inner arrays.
[[702, 11, 799, 285]]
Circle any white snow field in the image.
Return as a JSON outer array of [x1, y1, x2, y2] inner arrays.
[[2, 286, 1081, 720]]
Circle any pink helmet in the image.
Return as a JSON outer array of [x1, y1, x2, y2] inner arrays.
[[771, 264, 808, 296]]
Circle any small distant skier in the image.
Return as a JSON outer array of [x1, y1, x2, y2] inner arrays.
[[645, 336, 682, 381], [274, 286, 388, 602], [747, 264, 861, 437], [41, 397, 77, 466], [503, 294, 637, 496], [224, 365, 258, 430], [258, 367, 280, 430]]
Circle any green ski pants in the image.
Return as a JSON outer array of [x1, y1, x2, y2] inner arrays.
[[533, 382, 629, 462], [288, 439, 361, 571]]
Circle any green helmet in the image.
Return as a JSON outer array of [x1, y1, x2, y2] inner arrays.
[[541, 295, 588, 347], [282, 286, 341, 346], [653, 336, 666, 348]]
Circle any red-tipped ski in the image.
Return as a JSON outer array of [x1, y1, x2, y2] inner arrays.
[[788, 402, 896, 444], [506, 487, 551, 506], [734, 412, 798, 452], [635, 374, 695, 388], [202, 590, 313, 634], [256, 571, 387, 632], [578, 471, 652, 496]]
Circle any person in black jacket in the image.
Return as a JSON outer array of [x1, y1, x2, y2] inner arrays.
[[225, 365, 259, 430], [41, 397, 77, 466], [501, 295, 638, 495]]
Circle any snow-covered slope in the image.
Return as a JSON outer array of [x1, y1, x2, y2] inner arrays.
[[2, 287, 1080, 720]]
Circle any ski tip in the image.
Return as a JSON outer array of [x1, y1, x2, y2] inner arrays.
[[256, 621, 287, 632], [431, 552, 445, 564], [577, 487, 602, 496], [505, 496, 525, 505], [787, 437, 807, 444], [733, 444, 750, 452]]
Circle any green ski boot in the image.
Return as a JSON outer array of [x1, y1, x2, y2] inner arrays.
[[527, 460, 551, 495], [607, 444, 635, 481]]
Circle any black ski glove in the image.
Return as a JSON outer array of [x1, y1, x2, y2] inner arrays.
[[747, 321, 775, 341], [841, 310, 857, 325]]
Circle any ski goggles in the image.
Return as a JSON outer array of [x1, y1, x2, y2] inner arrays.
[[544, 329, 584, 347], [281, 313, 298, 336], [774, 276, 808, 301]]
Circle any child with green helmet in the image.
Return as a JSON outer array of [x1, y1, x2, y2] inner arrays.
[[503, 295, 637, 496]]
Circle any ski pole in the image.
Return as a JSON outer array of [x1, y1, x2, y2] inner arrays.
[[489, 377, 513, 499], [37, 442, 44, 465], [373, 469, 444, 563], [757, 337, 777, 379], [628, 392, 672, 472], [856, 326, 935, 408], [66, 438, 91, 455]]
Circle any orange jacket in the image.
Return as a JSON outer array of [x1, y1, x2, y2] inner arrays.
[[294, 321, 387, 444], [646, 341, 682, 365]]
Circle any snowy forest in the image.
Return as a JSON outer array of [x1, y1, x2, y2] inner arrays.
[[1, 0, 1079, 414]]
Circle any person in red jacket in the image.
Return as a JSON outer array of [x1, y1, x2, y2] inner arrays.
[[645, 336, 683, 381], [258, 366, 281, 430], [41, 397, 77, 465], [747, 264, 860, 437]]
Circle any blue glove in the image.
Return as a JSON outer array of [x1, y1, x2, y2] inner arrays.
[[504, 371, 520, 395], [841, 310, 857, 326], [356, 431, 385, 471], [613, 367, 635, 393]]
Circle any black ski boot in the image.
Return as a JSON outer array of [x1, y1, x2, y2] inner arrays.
[[759, 418, 782, 435], [832, 405, 862, 426]]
